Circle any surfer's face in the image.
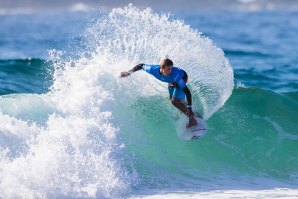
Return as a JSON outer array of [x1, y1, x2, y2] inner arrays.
[[161, 65, 173, 76]]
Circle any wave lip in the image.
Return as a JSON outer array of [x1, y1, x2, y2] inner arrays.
[[85, 5, 234, 119], [0, 5, 234, 198]]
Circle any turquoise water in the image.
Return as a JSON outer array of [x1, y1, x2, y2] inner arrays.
[[121, 88, 298, 191], [0, 5, 297, 198]]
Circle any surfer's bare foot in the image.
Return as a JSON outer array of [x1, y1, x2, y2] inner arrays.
[[187, 117, 197, 128]]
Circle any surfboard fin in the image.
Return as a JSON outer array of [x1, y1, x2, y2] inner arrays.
[[191, 135, 201, 140]]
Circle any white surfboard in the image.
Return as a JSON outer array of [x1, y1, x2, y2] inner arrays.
[[176, 114, 207, 141]]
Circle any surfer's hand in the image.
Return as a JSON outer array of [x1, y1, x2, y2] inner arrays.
[[120, 71, 131, 78]]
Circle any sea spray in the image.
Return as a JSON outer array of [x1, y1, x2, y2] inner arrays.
[[0, 36, 130, 199], [85, 5, 234, 118], [0, 5, 234, 198]]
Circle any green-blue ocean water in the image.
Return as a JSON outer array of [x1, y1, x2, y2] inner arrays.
[[119, 88, 298, 190], [0, 7, 297, 198]]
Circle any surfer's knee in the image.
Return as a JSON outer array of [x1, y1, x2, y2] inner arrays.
[[171, 98, 180, 106]]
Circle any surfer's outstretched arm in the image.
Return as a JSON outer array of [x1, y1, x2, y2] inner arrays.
[[120, 64, 144, 77]]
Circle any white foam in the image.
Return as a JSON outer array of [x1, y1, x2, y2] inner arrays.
[[0, 54, 130, 198], [0, 5, 233, 198], [129, 188, 298, 199], [84, 5, 234, 119]]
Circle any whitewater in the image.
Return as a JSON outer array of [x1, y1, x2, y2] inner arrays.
[[0, 5, 297, 199]]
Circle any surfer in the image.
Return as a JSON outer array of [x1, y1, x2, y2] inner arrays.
[[120, 58, 198, 128]]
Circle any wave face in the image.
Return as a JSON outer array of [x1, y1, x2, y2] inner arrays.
[[122, 88, 298, 191], [3, 5, 297, 198]]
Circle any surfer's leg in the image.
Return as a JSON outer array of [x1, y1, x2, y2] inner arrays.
[[169, 86, 186, 112], [170, 87, 197, 127], [171, 98, 187, 114], [171, 98, 197, 127]]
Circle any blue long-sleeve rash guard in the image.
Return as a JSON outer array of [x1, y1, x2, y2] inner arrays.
[[129, 63, 192, 106], [142, 64, 187, 89]]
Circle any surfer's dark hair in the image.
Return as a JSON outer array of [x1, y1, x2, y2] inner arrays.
[[160, 58, 173, 68]]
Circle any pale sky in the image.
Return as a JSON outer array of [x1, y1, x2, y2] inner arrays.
[[0, 0, 297, 14]]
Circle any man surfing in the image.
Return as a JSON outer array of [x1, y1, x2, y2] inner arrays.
[[120, 58, 198, 128]]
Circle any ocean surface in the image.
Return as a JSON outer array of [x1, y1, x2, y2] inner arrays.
[[0, 5, 297, 198]]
